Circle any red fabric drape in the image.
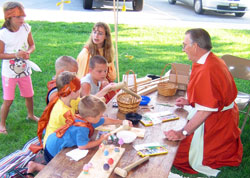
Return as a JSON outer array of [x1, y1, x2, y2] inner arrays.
[[56, 111, 94, 138]]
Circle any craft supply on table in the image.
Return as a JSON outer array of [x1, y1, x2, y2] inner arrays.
[[97, 131, 119, 145], [108, 158, 114, 165], [117, 70, 142, 114], [96, 125, 146, 138], [139, 104, 154, 110], [114, 156, 150, 178], [139, 96, 151, 106], [140, 111, 179, 126], [157, 64, 178, 97], [104, 150, 109, 156], [110, 120, 130, 135], [140, 116, 153, 126], [114, 147, 120, 152], [83, 164, 90, 174], [117, 131, 137, 144], [133, 143, 168, 157], [112, 99, 118, 108], [103, 163, 110, 170], [146, 74, 160, 80], [77, 145, 125, 178], [66, 148, 89, 161], [125, 113, 142, 125], [156, 102, 175, 107], [118, 138, 124, 147]]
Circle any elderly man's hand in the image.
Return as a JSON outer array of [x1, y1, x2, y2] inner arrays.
[[164, 130, 186, 141], [175, 97, 189, 108]]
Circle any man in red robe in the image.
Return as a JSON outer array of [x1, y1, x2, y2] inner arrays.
[[164, 28, 243, 176]]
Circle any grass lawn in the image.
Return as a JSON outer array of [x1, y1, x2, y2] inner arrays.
[[0, 21, 250, 178]]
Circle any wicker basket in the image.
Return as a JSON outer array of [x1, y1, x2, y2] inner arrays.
[[117, 70, 142, 114], [157, 64, 178, 96]]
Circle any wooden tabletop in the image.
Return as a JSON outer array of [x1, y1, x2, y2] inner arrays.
[[35, 90, 188, 178]]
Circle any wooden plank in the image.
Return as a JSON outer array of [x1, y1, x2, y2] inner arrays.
[[77, 145, 125, 178], [137, 85, 157, 96], [136, 77, 152, 85]]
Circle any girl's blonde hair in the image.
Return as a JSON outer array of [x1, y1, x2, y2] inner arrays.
[[2, 1, 24, 31], [78, 95, 107, 118], [86, 22, 114, 64]]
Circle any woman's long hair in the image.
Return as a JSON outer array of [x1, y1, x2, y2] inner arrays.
[[86, 22, 114, 64]]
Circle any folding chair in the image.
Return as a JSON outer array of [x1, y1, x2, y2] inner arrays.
[[221, 54, 250, 134]]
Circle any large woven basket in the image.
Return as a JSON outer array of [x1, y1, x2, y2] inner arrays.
[[157, 64, 178, 96], [117, 70, 142, 114]]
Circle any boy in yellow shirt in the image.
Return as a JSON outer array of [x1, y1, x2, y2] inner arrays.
[[37, 71, 81, 148]]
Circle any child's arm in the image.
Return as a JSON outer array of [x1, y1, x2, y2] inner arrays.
[[0, 40, 16, 59], [103, 117, 123, 125], [78, 133, 110, 150], [0, 32, 35, 60], [95, 83, 116, 97], [26, 32, 35, 56], [80, 83, 91, 97], [103, 117, 133, 127]]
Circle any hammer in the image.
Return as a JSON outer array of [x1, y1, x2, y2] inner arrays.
[[110, 120, 130, 135], [112, 82, 141, 99], [114, 156, 150, 177]]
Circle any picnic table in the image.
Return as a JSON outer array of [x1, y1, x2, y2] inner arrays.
[[35, 90, 188, 178]]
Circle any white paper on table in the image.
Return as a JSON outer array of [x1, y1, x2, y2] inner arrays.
[[27, 60, 42, 72], [66, 148, 89, 161]]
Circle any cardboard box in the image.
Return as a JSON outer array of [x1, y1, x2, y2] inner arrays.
[[169, 63, 190, 85], [168, 82, 187, 90], [169, 63, 190, 90]]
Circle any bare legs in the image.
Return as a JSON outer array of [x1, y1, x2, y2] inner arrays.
[[0, 97, 39, 134], [27, 161, 45, 174], [25, 97, 39, 122], [0, 100, 13, 134]]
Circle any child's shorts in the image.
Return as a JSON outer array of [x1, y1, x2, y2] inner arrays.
[[44, 147, 53, 164], [2, 75, 34, 100]]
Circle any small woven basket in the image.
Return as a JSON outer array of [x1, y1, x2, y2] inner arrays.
[[117, 70, 142, 114], [157, 64, 178, 96]]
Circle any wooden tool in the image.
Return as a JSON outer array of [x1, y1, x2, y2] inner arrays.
[[110, 120, 130, 135], [114, 156, 150, 177], [121, 87, 141, 99], [113, 82, 141, 99], [96, 125, 146, 138], [112, 81, 127, 90]]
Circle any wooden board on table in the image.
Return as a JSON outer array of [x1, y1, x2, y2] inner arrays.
[[77, 145, 125, 178], [138, 85, 157, 96], [96, 125, 145, 138]]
